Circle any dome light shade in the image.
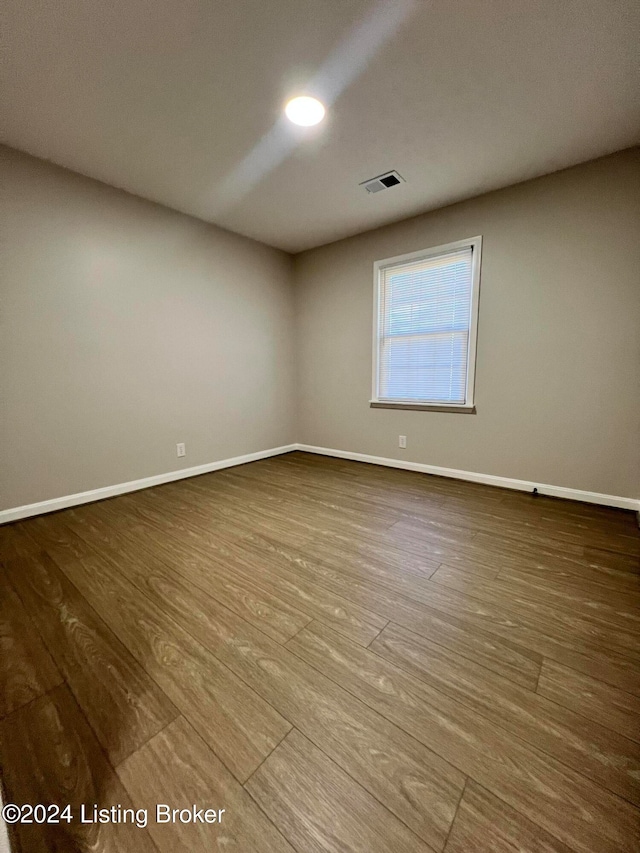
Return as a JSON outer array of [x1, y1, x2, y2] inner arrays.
[[285, 96, 326, 126]]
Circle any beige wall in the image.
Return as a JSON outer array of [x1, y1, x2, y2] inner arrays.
[[294, 149, 640, 499], [0, 147, 295, 510], [2, 147, 638, 512]]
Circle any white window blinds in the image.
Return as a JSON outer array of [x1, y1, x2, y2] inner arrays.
[[375, 240, 479, 406]]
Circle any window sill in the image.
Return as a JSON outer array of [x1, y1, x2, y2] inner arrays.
[[370, 400, 476, 414]]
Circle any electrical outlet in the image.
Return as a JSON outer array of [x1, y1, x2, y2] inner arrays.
[[176, 442, 186, 458], [399, 435, 407, 449]]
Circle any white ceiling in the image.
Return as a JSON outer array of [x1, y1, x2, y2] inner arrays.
[[3, 0, 639, 252]]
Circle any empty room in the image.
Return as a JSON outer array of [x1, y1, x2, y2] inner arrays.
[[1, 1, 640, 851]]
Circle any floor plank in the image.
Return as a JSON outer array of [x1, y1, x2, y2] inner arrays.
[[393, 500, 640, 555], [417, 530, 638, 584], [496, 561, 640, 597], [444, 781, 574, 853], [582, 547, 640, 573], [287, 621, 640, 853], [369, 622, 640, 805], [245, 728, 434, 853], [4, 552, 178, 765], [437, 564, 640, 634], [368, 607, 541, 690], [0, 568, 62, 718], [61, 547, 465, 851], [71, 494, 386, 647], [537, 658, 640, 744], [56, 550, 292, 782], [240, 527, 445, 605], [0, 684, 159, 852], [398, 569, 640, 695], [65, 503, 313, 645], [17, 513, 96, 565], [429, 566, 640, 660], [118, 716, 295, 852], [215, 529, 544, 690]]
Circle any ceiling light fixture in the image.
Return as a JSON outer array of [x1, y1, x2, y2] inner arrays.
[[284, 96, 326, 126]]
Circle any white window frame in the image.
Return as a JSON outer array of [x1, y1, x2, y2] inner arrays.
[[371, 236, 482, 412]]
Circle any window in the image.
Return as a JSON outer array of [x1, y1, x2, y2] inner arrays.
[[372, 237, 481, 411]]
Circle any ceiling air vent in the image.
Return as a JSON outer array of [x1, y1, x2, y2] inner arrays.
[[360, 170, 404, 194]]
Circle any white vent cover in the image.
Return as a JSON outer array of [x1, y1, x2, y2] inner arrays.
[[360, 170, 404, 194]]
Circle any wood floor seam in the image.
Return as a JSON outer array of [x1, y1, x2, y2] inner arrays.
[[241, 726, 298, 790], [364, 620, 391, 649], [0, 679, 64, 724], [441, 777, 468, 852]]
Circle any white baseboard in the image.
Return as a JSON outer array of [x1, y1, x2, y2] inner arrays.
[[0, 444, 297, 525], [295, 444, 640, 512], [2, 441, 637, 524]]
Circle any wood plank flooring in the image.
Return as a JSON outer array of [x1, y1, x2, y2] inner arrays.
[[0, 451, 639, 852]]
